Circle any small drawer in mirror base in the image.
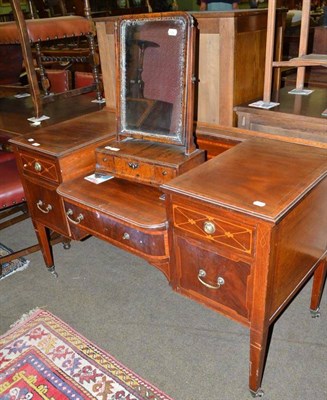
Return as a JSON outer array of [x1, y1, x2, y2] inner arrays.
[[95, 140, 205, 186], [173, 236, 251, 322]]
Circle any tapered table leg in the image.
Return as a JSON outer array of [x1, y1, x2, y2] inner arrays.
[[310, 257, 327, 318], [33, 221, 57, 276], [249, 326, 271, 398]]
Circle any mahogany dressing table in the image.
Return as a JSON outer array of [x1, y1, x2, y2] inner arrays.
[[9, 12, 327, 398]]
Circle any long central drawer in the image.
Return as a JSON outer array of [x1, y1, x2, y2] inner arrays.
[[57, 175, 169, 266], [63, 200, 169, 262]]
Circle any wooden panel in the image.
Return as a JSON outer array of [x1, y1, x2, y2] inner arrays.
[[270, 178, 327, 318], [236, 12, 268, 33], [96, 21, 116, 110], [219, 18, 235, 126], [59, 137, 114, 182], [235, 86, 327, 146], [234, 30, 266, 106], [197, 33, 220, 125]]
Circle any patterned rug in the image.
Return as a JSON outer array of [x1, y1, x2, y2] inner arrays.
[[0, 309, 173, 400], [0, 243, 30, 280]]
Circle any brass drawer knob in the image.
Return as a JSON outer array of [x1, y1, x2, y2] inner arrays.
[[36, 200, 52, 214], [34, 162, 42, 172], [203, 221, 216, 234], [66, 209, 84, 225], [198, 269, 225, 290], [122, 232, 130, 240]]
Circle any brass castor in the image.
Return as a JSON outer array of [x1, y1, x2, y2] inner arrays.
[[47, 265, 58, 278], [250, 388, 264, 398], [63, 241, 71, 250], [310, 307, 320, 318]]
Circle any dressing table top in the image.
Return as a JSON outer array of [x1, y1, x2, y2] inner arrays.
[[162, 138, 327, 222], [9, 108, 116, 157]]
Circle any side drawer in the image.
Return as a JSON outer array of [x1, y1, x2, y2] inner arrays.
[[175, 236, 251, 320], [172, 204, 255, 258], [154, 164, 176, 182], [18, 150, 60, 184], [63, 201, 169, 262], [114, 157, 155, 181], [25, 178, 70, 236], [96, 152, 115, 174], [96, 152, 177, 185]]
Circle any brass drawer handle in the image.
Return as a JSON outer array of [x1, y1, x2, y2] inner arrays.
[[34, 162, 42, 172], [36, 200, 52, 214], [128, 162, 139, 170], [203, 221, 216, 234], [198, 269, 225, 290], [66, 208, 84, 225]]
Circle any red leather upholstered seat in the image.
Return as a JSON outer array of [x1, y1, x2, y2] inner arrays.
[[0, 150, 16, 164], [0, 151, 25, 209], [0, 149, 69, 273]]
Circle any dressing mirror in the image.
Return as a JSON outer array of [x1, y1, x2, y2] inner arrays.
[[95, 12, 204, 187], [115, 12, 196, 153]]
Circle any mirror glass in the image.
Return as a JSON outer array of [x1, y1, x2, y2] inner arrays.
[[118, 15, 189, 145]]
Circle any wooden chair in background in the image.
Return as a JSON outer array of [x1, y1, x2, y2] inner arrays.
[[0, 136, 70, 276], [0, 0, 104, 121]]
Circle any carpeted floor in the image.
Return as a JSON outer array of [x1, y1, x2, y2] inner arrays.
[[1, 218, 326, 400], [0, 308, 173, 399], [0, 243, 30, 280]]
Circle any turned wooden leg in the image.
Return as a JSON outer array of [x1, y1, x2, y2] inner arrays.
[[33, 221, 57, 276], [310, 257, 327, 318], [87, 33, 103, 103], [35, 43, 51, 96], [249, 326, 271, 398]]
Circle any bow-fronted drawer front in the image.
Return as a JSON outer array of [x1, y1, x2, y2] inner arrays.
[[62, 201, 169, 264]]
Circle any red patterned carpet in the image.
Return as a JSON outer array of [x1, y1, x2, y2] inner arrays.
[[0, 309, 173, 400]]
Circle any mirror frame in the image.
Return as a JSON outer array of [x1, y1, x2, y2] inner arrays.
[[115, 12, 196, 155]]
